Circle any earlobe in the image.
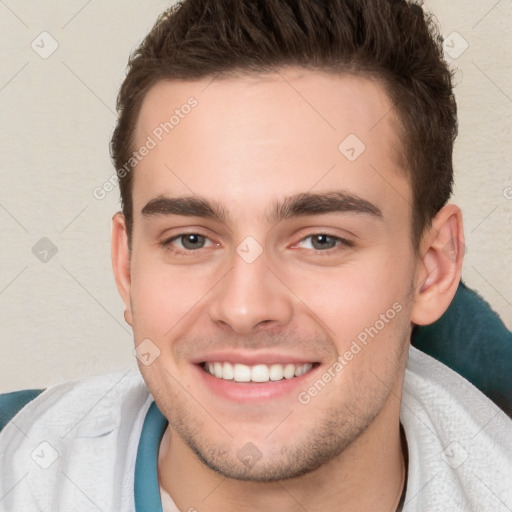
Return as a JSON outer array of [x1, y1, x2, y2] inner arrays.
[[411, 204, 465, 326], [111, 212, 133, 326]]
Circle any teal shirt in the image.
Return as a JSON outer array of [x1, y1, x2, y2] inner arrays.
[[1, 281, 511, 510]]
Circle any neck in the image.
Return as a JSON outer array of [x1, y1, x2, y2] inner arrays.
[[158, 398, 406, 512]]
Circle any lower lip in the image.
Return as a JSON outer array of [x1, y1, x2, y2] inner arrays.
[[193, 364, 320, 403]]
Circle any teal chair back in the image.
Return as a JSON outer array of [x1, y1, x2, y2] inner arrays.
[[413, 281, 512, 416]]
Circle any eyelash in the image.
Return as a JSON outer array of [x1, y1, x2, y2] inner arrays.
[[159, 232, 354, 255]]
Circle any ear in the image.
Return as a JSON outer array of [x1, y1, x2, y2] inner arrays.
[[411, 204, 465, 326], [111, 212, 133, 326]]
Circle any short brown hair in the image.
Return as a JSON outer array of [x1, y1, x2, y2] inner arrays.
[[110, 0, 457, 249]]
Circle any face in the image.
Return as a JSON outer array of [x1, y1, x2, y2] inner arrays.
[[119, 69, 419, 480]]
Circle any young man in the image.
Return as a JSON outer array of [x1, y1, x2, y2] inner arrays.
[[1, 1, 511, 511]]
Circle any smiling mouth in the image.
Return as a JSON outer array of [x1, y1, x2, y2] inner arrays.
[[200, 361, 319, 383]]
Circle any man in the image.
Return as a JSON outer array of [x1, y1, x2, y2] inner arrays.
[[1, 0, 511, 511]]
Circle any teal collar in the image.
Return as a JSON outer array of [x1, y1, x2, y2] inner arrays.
[[134, 401, 169, 512]]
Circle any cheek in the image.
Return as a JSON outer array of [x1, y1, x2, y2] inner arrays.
[[129, 247, 227, 348], [279, 251, 412, 351], [129, 252, 199, 337]]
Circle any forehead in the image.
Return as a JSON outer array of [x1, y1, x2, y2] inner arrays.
[[132, 68, 411, 224]]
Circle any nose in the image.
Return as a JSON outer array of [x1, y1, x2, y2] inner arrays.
[[209, 249, 294, 335]]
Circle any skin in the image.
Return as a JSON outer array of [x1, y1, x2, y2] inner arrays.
[[112, 68, 464, 511]]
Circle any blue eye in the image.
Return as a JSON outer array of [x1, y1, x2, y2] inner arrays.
[[161, 233, 214, 252], [177, 234, 207, 250], [298, 234, 352, 251], [310, 234, 336, 250]]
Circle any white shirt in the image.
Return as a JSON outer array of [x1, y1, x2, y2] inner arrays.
[[160, 486, 179, 512], [1, 347, 511, 511]]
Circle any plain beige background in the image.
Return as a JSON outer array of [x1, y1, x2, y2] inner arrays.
[[0, 0, 511, 391]]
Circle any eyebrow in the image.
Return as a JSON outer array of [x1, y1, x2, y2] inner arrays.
[[141, 195, 229, 222], [141, 191, 382, 224], [267, 191, 383, 223]]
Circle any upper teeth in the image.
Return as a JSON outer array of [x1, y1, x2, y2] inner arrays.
[[205, 362, 313, 382]]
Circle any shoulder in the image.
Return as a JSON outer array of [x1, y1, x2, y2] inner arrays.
[[0, 370, 147, 436], [0, 389, 44, 433], [402, 346, 512, 510], [0, 371, 151, 509], [412, 281, 512, 415]]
